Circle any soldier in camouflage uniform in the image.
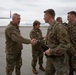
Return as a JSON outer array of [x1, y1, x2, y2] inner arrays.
[[29, 20, 45, 74], [43, 9, 71, 75], [67, 11, 76, 75], [56, 17, 63, 24], [5, 13, 37, 75]]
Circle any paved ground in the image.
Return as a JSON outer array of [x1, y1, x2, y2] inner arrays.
[[0, 26, 76, 75], [0, 26, 47, 75]]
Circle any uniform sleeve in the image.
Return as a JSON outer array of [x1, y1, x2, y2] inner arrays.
[[39, 30, 44, 40], [66, 23, 76, 56], [6, 29, 31, 44], [50, 25, 71, 56]]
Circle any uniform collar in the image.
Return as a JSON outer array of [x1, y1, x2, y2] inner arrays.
[[33, 28, 40, 31], [10, 21, 19, 29], [48, 21, 56, 30]]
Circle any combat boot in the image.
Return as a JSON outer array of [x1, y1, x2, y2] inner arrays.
[[32, 67, 38, 74], [15, 68, 21, 75], [39, 65, 45, 71], [16, 74, 20, 75], [6, 70, 12, 75]]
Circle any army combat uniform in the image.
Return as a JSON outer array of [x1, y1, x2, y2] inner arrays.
[[67, 21, 76, 75], [45, 21, 71, 75], [5, 22, 31, 75], [30, 28, 44, 70]]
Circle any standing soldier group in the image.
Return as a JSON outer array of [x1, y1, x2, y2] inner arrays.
[[43, 9, 76, 75], [5, 9, 76, 75]]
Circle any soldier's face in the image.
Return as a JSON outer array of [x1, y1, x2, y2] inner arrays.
[[44, 13, 50, 23], [13, 16, 21, 25], [35, 24, 40, 29], [67, 14, 75, 23]]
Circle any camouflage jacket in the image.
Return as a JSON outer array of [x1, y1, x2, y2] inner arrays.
[[67, 21, 76, 48], [46, 21, 71, 56], [5, 22, 30, 54], [30, 28, 43, 50]]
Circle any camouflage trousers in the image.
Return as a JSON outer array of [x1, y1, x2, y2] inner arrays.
[[6, 51, 22, 75], [31, 50, 44, 68], [71, 56, 76, 72], [45, 56, 69, 75]]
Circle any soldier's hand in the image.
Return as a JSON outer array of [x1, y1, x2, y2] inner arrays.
[[31, 39, 37, 45], [45, 48, 51, 56]]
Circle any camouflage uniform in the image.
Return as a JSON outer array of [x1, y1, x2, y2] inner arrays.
[[45, 21, 71, 75], [67, 21, 76, 74], [5, 22, 31, 75], [30, 28, 44, 68]]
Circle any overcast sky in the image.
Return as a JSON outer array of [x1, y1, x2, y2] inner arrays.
[[0, 0, 76, 26]]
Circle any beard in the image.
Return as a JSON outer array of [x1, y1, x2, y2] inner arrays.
[[45, 20, 48, 23], [17, 22, 20, 25], [44, 18, 48, 23]]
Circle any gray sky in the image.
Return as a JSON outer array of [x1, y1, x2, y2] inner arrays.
[[0, 0, 76, 26]]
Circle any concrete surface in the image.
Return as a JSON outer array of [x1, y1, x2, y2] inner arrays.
[[0, 26, 47, 75]]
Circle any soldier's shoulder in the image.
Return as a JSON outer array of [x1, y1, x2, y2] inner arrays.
[[30, 29, 35, 34], [6, 23, 13, 29], [55, 22, 67, 32], [30, 29, 34, 32], [5, 24, 11, 30], [5, 23, 15, 32], [54, 22, 62, 29]]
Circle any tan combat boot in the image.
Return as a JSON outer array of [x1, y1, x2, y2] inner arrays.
[[39, 65, 45, 71], [32, 67, 38, 74]]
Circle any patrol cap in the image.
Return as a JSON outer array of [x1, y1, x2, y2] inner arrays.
[[33, 20, 41, 25], [44, 9, 55, 18]]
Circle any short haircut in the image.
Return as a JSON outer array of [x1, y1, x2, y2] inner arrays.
[[56, 17, 62, 21], [44, 9, 55, 18], [33, 20, 41, 26], [12, 13, 20, 18], [68, 11, 76, 17]]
